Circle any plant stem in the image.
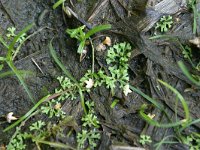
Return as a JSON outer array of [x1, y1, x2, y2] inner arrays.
[[3, 95, 49, 132], [6, 61, 35, 104], [49, 39, 87, 114], [89, 38, 95, 74]]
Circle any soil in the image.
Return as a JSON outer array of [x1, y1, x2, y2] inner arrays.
[[0, 0, 199, 150]]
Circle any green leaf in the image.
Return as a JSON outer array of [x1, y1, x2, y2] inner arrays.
[[178, 61, 200, 86], [66, 25, 85, 41], [7, 23, 34, 60], [0, 57, 6, 61], [85, 24, 111, 39], [0, 35, 9, 49], [77, 40, 86, 54], [110, 99, 119, 108], [3, 95, 49, 132], [53, 0, 66, 9], [139, 79, 190, 128], [0, 64, 3, 71], [29, 121, 46, 131]]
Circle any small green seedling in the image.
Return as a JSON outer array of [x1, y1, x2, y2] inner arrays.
[[156, 15, 173, 32], [7, 120, 46, 150], [80, 42, 132, 95], [77, 101, 100, 149], [55, 76, 77, 101], [184, 133, 200, 150], [81, 101, 100, 128], [66, 24, 111, 54], [139, 134, 152, 145], [77, 129, 100, 149], [182, 45, 192, 59], [7, 133, 27, 150], [53, 0, 66, 9], [41, 99, 66, 118], [6, 27, 26, 44]]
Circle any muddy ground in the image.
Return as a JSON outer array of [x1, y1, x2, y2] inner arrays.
[[0, 0, 200, 149]]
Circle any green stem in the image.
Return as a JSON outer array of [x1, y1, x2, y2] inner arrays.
[[0, 35, 9, 49], [89, 38, 95, 74], [0, 70, 34, 78], [178, 61, 200, 86], [49, 39, 87, 114], [7, 24, 34, 61], [3, 95, 49, 132], [6, 61, 35, 104], [192, 4, 197, 34]]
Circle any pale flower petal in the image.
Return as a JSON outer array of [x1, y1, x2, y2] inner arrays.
[[147, 113, 155, 119], [103, 36, 112, 46], [85, 78, 94, 89], [123, 84, 132, 96], [6, 112, 18, 123]]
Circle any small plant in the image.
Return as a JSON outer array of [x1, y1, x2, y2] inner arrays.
[[81, 101, 100, 128], [6, 27, 26, 44], [29, 120, 46, 131], [80, 42, 132, 95], [139, 134, 152, 145], [55, 76, 77, 101], [41, 99, 66, 118], [77, 129, 100, 149], [0, 24, 35, 103], [106, 42, 131, 84], [7, 128, 27, 150], [66, 24, 111, 54], [156, 15, 173, 32], [182, 45, 192, 60], [77, 101, 100, 149], [7, 121, 47, 150]]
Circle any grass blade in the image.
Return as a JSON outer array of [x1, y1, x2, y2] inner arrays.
[[53, 0, 66, 9], [85, 24, 111, 39], [6, 61, 35, 104], [0, 35, 9, 49], [139, 79, 190, 128], [49, 39, 87, 114], [3, 95, 49, 132], [128, 83, 163, 110], [49, 39, 77, 83], [178, 61, 200, 86], [7, 24, 34, 60], [0, 70, 34, 79], [140, 104, 187, 128]]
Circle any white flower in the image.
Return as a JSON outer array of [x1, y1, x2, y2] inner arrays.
[[123, 84, 132, 96], [147, 113, 155, 119], [85, 78, 94, 89], [6, 112, 18, 123]]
